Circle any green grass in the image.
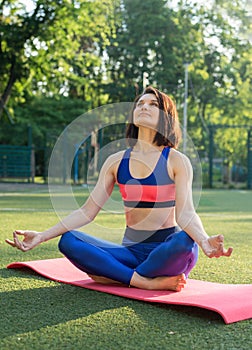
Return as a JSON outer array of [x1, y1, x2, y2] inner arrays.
[[0, 185, 251, 350]]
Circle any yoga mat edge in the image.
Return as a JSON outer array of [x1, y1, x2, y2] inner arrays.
[[7, 258, 252, 324]]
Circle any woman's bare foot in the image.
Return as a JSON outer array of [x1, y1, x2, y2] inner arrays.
[[88, 274, 123, 285], [130, 272, 186, 291], [88, 273, 186, 292], [148, 274, 186, 291]]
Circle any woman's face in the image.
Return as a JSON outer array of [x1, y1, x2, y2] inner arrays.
[[133, 93, 160, 130]]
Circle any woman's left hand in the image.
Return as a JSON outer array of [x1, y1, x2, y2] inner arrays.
[[200, 234, 233, 258]]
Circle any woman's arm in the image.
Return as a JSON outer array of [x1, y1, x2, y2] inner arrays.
[[6, 153, 118, 251], [170, 150, 233, 258]]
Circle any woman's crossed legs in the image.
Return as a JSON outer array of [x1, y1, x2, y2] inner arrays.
[[58, 230, 198, 291]]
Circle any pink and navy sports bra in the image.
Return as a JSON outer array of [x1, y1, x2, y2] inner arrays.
[[116, 147, 176, 209]]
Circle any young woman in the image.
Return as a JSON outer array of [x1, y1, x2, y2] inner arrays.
[[6, 86, 233, 292]]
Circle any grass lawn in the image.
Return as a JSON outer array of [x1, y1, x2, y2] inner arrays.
[[0, 184, 251, 350]]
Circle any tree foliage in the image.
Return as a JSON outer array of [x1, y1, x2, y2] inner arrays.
[[0, 0, 251, 183], [0, 0, 116, 120]]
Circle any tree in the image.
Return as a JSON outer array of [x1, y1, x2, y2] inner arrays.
[[0, 0, 116, 120], [104, 0, 183, 102], [185, 0, 252, 169]]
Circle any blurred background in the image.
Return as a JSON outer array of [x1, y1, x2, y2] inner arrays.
[[0, 0, 251, 189]]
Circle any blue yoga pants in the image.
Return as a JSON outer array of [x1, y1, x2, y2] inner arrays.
[[58, 229, 198, 286]]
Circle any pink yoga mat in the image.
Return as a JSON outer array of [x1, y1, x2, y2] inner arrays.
[[7, 258, 252, 324]]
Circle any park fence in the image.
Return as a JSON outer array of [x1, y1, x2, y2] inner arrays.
[[1, 124, 251, 189], [0, 145, 35, 182]]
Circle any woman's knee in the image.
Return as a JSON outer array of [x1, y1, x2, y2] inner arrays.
[[168, 230, 196, 254], [58, 231, 74, 255]]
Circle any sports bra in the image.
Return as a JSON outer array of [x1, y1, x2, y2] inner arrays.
[[116, 147, 176, 208]]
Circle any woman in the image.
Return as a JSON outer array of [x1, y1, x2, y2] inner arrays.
[[6, 86, 233, 292]]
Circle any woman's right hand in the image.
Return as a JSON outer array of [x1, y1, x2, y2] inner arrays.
[[5, 230, 43, 252]]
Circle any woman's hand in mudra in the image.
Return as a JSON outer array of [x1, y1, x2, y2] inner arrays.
[[201, 234, 233, 258], [5, 230, 43, 252]]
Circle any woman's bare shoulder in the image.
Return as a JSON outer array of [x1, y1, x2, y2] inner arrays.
[[102, 149, 127, 169], [170, 148, 191, 162], [107, 149, 126, 162], [169, 148, 192, 172]]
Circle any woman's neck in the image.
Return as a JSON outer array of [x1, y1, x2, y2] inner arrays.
[[137, 126, 156, 144], [134, 140, 163, 154], [133, 126, 164, 153]]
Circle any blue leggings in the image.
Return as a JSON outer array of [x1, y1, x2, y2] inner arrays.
[[58, 228, 198, 286]]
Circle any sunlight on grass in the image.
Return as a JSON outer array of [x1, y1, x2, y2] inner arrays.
[[0, 186, 251, 350]]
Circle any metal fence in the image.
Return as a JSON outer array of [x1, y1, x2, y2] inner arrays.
[[0, 145, 35, 182]]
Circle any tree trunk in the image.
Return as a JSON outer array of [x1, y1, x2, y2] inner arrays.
[[0, 56, 17, 119]]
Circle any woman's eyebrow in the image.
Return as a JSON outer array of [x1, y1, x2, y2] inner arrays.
[[138, 99, 158, 103]]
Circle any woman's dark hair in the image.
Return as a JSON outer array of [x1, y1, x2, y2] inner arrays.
[[126, 86, 181, 148]]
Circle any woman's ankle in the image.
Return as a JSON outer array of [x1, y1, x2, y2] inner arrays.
[[130, 271, 152, 289]]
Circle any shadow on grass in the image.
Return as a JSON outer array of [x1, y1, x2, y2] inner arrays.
[[1, 284, 122, 338], [0, 266, 50, 280], [0, 267, 225, 340]]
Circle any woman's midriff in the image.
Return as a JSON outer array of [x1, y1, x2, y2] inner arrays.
[[124, 206, 176, 231]]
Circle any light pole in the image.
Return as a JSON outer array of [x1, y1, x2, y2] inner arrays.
[[183, 62, 190, 153]]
